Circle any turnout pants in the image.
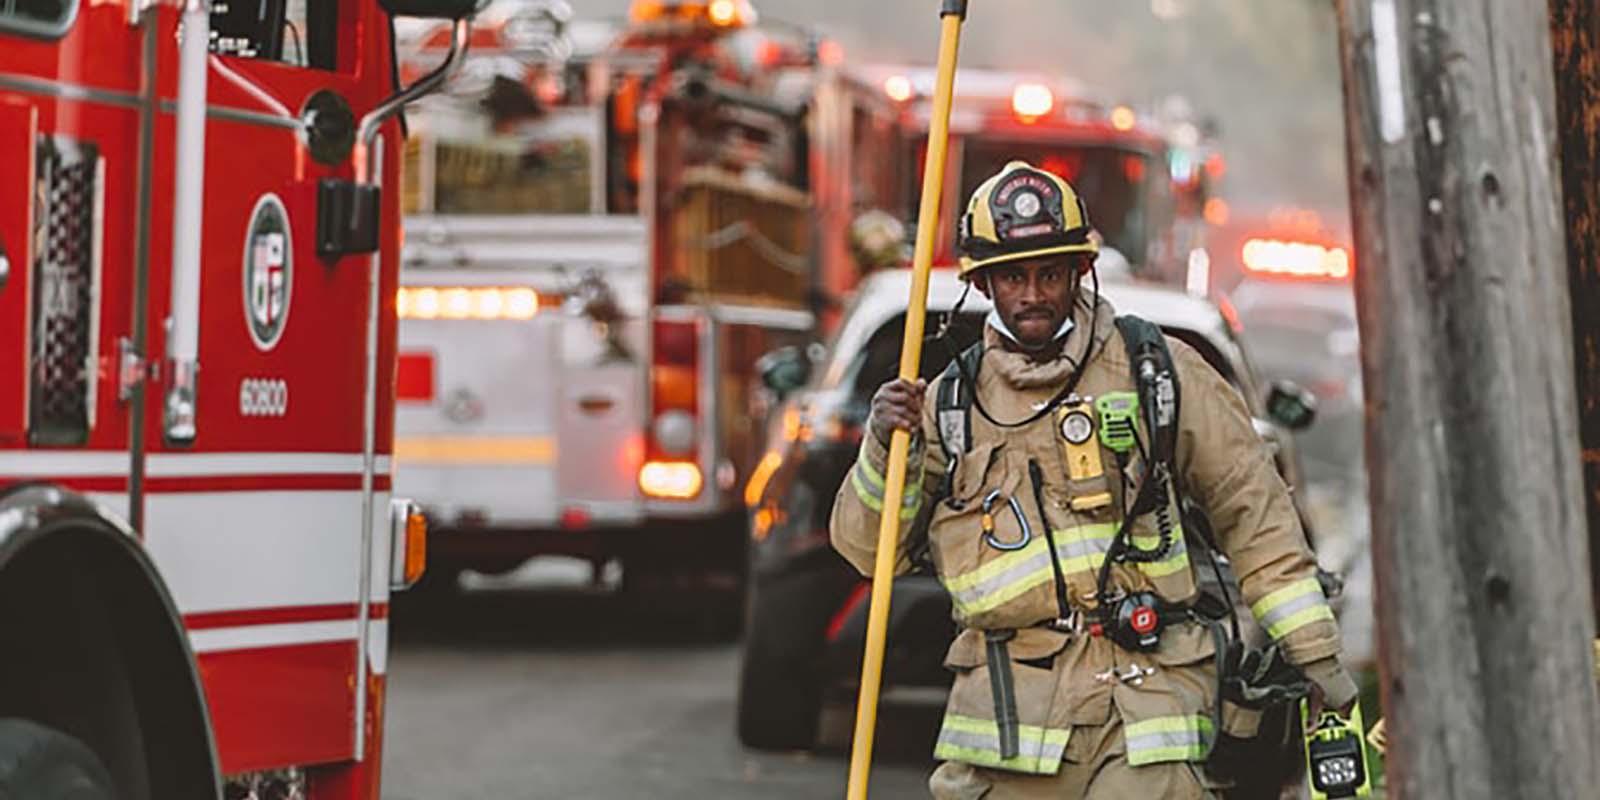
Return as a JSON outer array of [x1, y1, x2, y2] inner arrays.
[[928, 713, 1221, 800]]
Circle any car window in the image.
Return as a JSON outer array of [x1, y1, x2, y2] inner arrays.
[[211, 0, 340, 70], [1164, 329, 1238, 389], [846, 313, 986, 404]]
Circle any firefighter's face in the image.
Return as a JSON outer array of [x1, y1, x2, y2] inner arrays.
[[978, 256, 1083, 350]]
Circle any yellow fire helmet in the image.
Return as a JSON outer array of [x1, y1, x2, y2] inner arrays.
[[957, 160, 1098, 279]]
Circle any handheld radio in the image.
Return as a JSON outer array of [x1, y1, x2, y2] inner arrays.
[[1095, 392, 1139, 455]]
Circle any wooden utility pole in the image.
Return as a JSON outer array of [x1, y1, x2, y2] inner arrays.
[[1550, 0, 1600, 623], [1333, 1, 1600, 797]]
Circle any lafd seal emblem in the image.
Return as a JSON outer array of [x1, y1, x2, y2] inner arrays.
[[243, 194, 292, 351]]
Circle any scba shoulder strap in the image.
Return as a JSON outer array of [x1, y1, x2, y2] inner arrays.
[[933, 314, 1178, 466], [1114, 314, 1180, 466], [930, 315, 1226, 564], [934, 341, 984, 465]]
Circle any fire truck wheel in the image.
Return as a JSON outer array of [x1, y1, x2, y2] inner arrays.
[[0, 719, 116, 800], [736, 581, 827, 750]]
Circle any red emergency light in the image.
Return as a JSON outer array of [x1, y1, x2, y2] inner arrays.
[[1241, 238, 1352, 280]]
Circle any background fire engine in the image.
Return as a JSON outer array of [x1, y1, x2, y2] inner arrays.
[[389, 0, 899, 624], [844, 63, 1225, 284], [0, 0, 476, 794]]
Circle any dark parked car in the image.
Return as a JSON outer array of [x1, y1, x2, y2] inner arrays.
[[737, 269, 1321, 753]]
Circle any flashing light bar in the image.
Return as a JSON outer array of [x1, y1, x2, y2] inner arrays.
[[1242, 238, 1351, 280], [1011, 82, 1055, 121], [628, 0, 754, 29], [397, 287, 541, 320]]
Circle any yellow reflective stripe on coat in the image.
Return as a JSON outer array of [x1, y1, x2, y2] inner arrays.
[[1124, 714, 1214, 766], [854, 438, 888, 491], [849, 438, 923, 521], [943, 523, 1114, 617], [934, 713, 1071, 774], [1053, 523, 1117, 574], [1056, 522, 1189, 580], [1251, 577, 1334, 640], [1130, 523, 1190, 578], [943, 537, 1057, 616], [943, 521, 1193, 617], [850, 463, 923, 520]]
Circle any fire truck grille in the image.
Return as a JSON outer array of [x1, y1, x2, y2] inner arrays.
[[29, 137, 99, 446]]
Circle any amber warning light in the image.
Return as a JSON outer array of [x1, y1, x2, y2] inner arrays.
[[629, 0, 754, 29], [1242, 238, 1352, 280], [397, 287, 541, 320]]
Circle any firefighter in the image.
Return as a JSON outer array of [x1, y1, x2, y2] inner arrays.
[[849, 208, 909, 275], [829, 161, 1359, 798]]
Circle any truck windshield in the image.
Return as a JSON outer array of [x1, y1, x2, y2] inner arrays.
[[405, 103, 599, 215], [0, 0, 75, 38], [959, 141, 1152, 263]]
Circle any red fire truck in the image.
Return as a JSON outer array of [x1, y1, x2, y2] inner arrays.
[[389, 1, 893, 623], [0, 0, 474, 794], [850, 64, 1211, 281]]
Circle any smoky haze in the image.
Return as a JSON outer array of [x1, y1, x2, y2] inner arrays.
[[577, 0, 1351, 226]]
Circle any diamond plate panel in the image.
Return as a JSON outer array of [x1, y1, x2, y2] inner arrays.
[[28, 136, 98, 446]]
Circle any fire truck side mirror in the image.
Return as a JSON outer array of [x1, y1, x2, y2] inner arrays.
[[379, 0, 487, 20], [758, 345, 813, 398]]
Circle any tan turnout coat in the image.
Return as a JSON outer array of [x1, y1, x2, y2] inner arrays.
[[829, 292, 1344, 778]]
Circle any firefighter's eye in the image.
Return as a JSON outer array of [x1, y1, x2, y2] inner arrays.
[[995, 267, 1025, 286], [1039, 265, 1067, 284]]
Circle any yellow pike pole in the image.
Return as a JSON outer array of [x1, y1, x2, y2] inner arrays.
[[845, 2, 967, 797]]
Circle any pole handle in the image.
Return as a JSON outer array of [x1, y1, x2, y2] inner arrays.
[[843, 9, 967, 800]]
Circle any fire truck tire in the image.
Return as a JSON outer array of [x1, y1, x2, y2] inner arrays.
[[409, 562, 463, 597], [0, 719, 116, 800]]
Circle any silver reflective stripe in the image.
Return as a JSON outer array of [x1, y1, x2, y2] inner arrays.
[[1253, 577, 1335, 639], [934, 714, 1071, 774], [1258, 586, 1325, 629], [1124, 715, 1214, 765], [944, 540, 1056, 616]]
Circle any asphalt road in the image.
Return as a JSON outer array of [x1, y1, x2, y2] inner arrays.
[[380, 484, 1376, 800], [381, 564, 936, 800]]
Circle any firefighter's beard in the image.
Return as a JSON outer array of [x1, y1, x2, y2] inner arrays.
[[985, 276, 1079, 358]]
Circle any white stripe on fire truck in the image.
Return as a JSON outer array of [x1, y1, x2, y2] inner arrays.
[[145, 492, 367, 612], [0, 452, 391, 477], [188, 619, 360, 654]]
